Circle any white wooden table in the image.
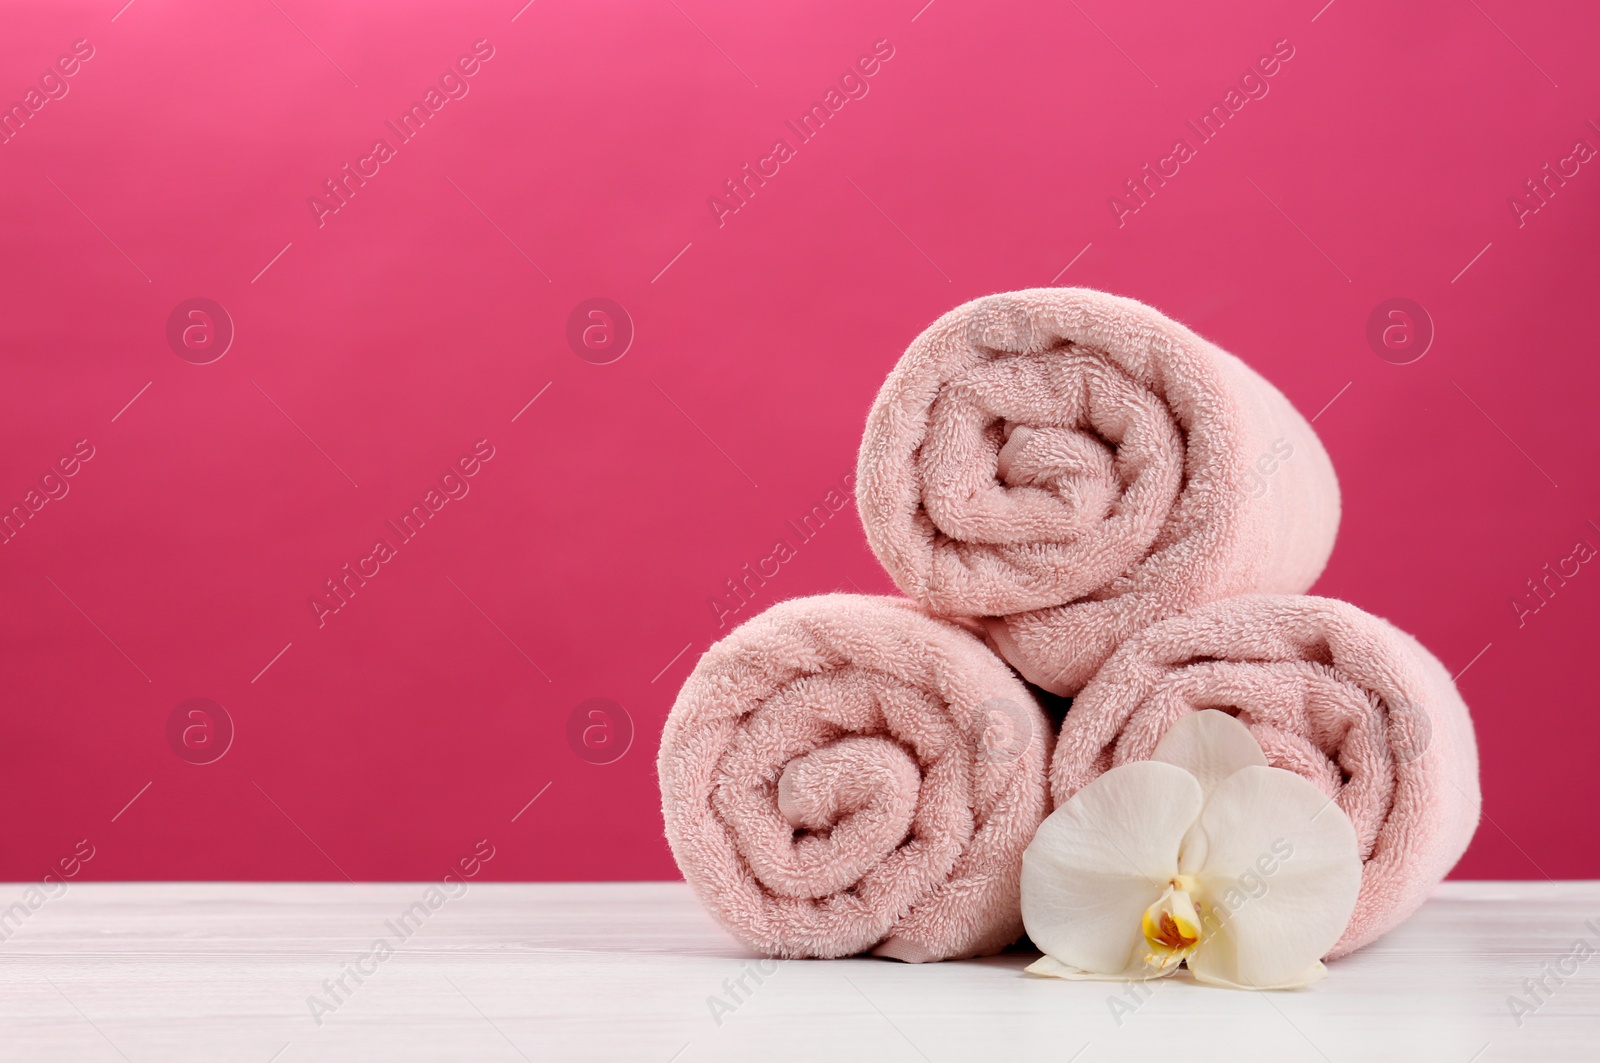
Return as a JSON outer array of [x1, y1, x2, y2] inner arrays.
[[0, 882, 1593, 1061]]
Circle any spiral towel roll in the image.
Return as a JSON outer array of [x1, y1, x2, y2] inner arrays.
[[658, 594, 1052, 961], [1049, 594, 1480, 955], [856, 288, 1341, 695]]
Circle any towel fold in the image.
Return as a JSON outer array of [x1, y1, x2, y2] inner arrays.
[[856, 288, 1340, 695], [1049, 594, 1480, 955], [658, 594, 1052, 961]]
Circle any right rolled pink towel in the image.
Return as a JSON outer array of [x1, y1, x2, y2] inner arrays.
[[1048, 593, 1480, 956]]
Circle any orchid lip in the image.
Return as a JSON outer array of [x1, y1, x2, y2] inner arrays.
[[1140, 877, 1202, 971]]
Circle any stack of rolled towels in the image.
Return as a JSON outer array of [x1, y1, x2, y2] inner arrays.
[[658, 288, 1479, 963]]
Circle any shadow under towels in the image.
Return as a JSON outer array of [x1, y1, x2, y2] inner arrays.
[[658, 594, 1052, 961], [855, 288, 1341, 695], [1050, 594, 1480, 956]]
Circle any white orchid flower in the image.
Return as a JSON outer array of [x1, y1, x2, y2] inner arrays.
[[1022, 710, 1361, 990]]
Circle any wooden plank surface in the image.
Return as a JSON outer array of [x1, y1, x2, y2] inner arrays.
[[0, 881, 1595, 1061]]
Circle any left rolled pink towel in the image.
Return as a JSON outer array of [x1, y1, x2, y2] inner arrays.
[[658, 594, 1052, 961]]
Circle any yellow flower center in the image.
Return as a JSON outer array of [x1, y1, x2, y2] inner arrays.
[[1141, 876, 1202, 971]]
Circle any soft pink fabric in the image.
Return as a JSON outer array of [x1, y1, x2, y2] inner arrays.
[[856, 288, 1341, 695], [658, 594, 1052, 961], [1050, 594, 1480, 956]]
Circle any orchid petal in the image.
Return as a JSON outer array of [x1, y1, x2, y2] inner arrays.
[[1021, 761, 1203, 978], [1150, 709, 1267, 800], [1186, 765, 1361, 991], [1190, 959, 1327, 991], [1025, 954, 1173, 983]]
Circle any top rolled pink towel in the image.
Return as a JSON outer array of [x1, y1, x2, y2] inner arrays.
[[856, 288, 1340, 695]]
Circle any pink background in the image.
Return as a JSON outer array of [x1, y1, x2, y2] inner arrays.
[[3, 0, 1596, 883]]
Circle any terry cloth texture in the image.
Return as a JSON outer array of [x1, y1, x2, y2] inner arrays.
[[1048, 594, 1480, 956], [856, 288, 1340, 695], [658, 594, 1053, 961]]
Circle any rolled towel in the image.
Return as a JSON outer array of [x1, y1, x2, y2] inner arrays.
[[856, 287, 1340, 695], [658, 594, 1052, 961], [1049, 594, 1480, 955]]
